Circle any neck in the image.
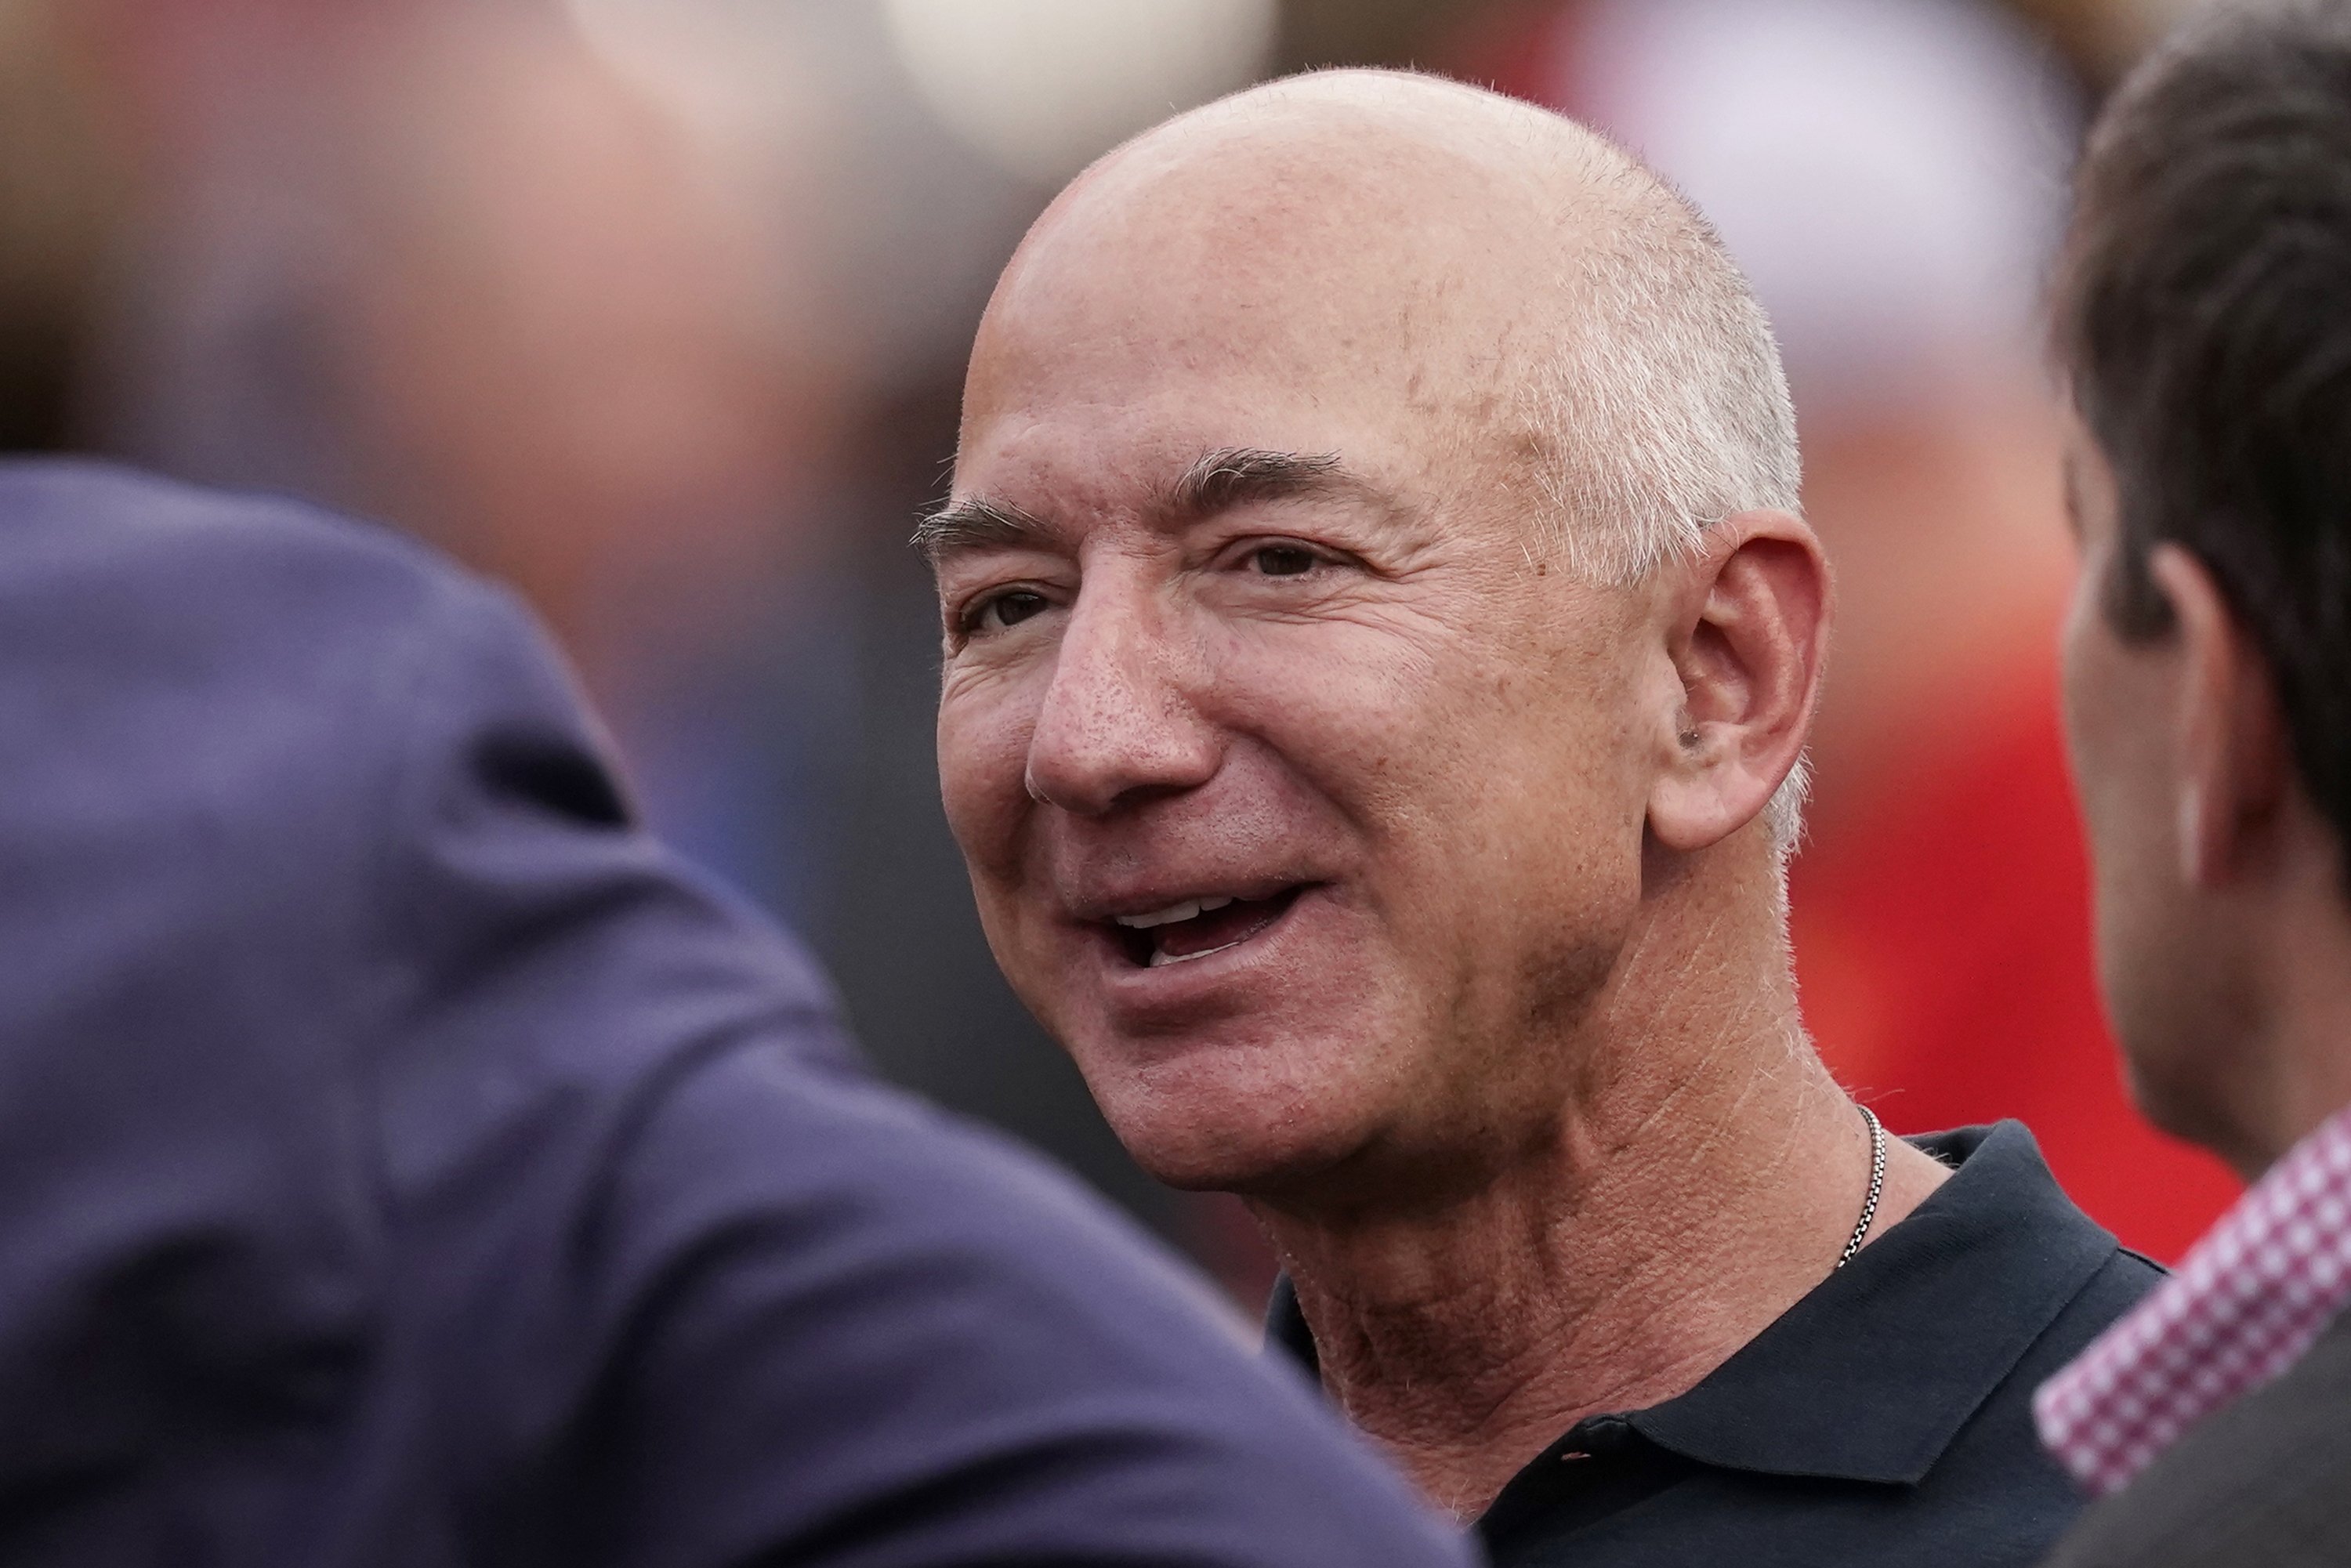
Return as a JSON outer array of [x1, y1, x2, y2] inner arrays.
[[2234, 832, 2351, 1173], [1250, 852, 1947, 1519]]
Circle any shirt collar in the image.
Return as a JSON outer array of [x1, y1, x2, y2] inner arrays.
[[1270, 1121, 2120, 1487], [2034, 1100, 2351, 1497], [1628, 1121, 2118, 1483]]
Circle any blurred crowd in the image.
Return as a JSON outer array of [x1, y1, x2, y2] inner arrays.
[[0, 0, 2243, 1295]]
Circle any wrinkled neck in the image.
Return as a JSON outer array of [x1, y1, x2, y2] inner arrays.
[[1248, 849, 1922, 1518]]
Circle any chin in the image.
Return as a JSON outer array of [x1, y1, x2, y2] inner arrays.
[[2099, 894, 2269, 1173], [2121, 1034, 2267, 1176], [1081, 1052, 1376, 1194]]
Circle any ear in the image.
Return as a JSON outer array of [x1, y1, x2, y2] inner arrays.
[[1647, 511, 1831, 855], [2151, 544, 2289, 886]]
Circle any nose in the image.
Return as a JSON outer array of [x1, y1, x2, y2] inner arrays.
[[1024, 576, 1220, 816]]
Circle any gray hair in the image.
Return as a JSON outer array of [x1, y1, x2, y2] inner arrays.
[[1522, 147, 1810, 860]]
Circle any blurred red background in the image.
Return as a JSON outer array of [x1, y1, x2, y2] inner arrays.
[[0, 0, 2239, 1300]]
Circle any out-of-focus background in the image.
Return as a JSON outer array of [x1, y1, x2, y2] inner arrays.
[[0, 0, 2243, 1303]]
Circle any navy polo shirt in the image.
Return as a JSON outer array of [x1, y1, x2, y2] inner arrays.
[[1272, 1121, 2162, 1567]]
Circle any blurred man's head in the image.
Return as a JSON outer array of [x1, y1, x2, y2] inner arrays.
[[926, 71, 1826, 1201], [2056, 1, 2351, 1174]]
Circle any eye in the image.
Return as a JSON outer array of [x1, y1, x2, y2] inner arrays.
[[1251, 543, 1320, 577], [963, 588, 1051, 636]]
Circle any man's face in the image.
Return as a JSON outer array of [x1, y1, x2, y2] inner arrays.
[[930, 181, 1665, 1198], [2058, 417, 2251, 1150]]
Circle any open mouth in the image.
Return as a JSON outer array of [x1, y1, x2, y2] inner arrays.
[[1107, 886, 1305, 969]]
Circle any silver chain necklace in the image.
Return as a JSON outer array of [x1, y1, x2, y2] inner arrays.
[[1835, 1104, 1888, 1270]]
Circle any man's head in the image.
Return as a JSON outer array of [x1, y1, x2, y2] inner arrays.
[[928, 71, 1827, 1200], [2056, 1, 2351, 1172]]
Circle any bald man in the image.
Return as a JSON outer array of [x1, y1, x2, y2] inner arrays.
[[922, 71, 2154, 1566]]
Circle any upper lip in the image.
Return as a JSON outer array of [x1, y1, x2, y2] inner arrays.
[[1112, 896, 1236, 929], [1063, 877, 1311, 925]]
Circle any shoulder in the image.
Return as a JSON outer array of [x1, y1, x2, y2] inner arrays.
[[1852, 1126, 2164, 1558], [0, 457, 525, 892], [1909, 1122, 2165, 1374], [2045, 1305, 2351, 1568], [563, 1040, 1474, 1568], [2046, 1245, 2166, 1348], [0, 458, 463, 643]]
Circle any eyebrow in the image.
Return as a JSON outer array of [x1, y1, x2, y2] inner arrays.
[[911, 446, 1362, 569], [1162, 447, 1349, 520], [911, 494, 1054, 567]]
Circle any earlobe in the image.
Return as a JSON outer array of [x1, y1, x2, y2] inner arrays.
[[1646, 512, 1831, 856]]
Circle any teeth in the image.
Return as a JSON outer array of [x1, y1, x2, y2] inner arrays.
[[1197, 896, 1233, 912]]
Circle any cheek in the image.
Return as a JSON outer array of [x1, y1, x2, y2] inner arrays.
[[1212, 611, 1423, 746], [2056, 574, 2101, 768], [2090, 849, 2211, 1141], [2059, 581, 2139, 856], [1219, 611, 1638, 930], [936, 675, 1039, 878], [2058, 584, 2196, 1084]]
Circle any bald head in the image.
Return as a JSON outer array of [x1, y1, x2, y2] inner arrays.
[[964, 69, 1799, 582], [932, 71, 1829, 1197]]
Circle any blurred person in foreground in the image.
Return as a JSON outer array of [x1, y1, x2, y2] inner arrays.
[[0, 461, 1470, 1568], [2027, 4, 2351, 1563], [1523, 0, 2241, 1261], [924, 68, 2154, 1566]]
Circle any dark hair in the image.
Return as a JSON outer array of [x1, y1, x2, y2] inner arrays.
[[2056, 0, 2351, 864]]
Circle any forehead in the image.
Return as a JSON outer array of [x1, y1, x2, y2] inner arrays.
[[957, 123, 1561, 510], [953, 385, 1393, 540]]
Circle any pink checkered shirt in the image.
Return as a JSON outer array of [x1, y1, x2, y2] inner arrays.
[[2033, 1100, 2351, 1497]]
